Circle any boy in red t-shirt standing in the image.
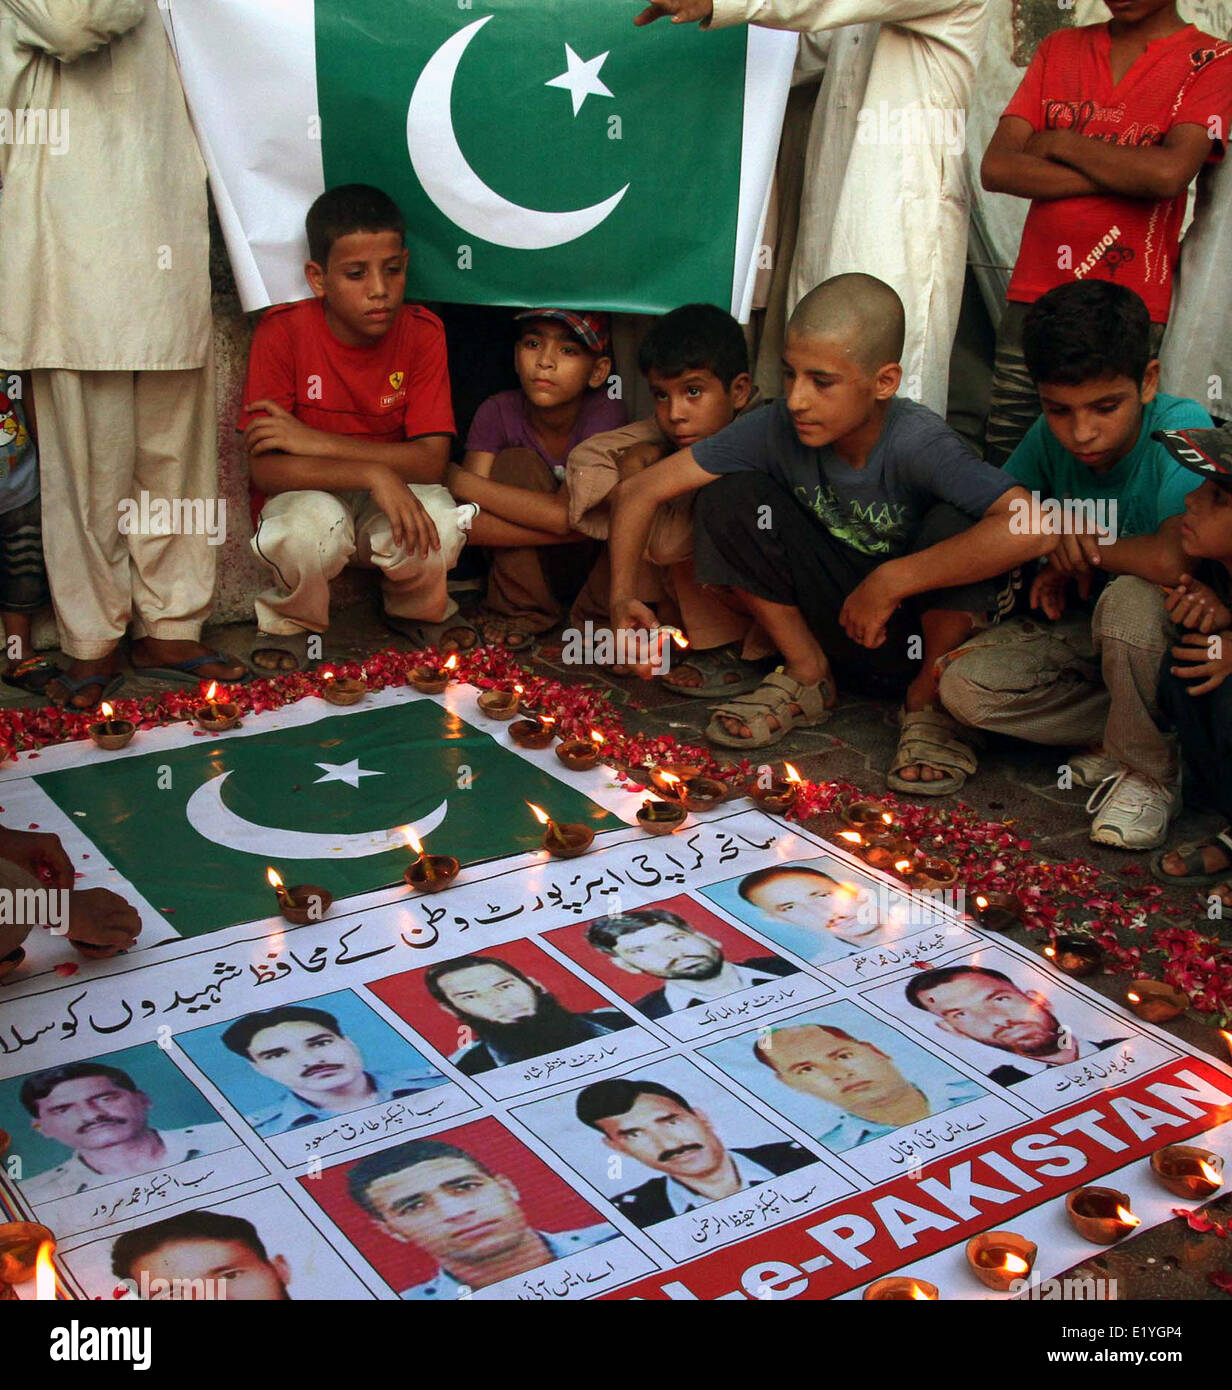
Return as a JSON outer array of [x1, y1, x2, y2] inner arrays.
[[238, 185, 476, 670], [981, 0, 1232, 467]]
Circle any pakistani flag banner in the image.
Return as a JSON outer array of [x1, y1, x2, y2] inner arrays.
[[31, 702, 618, 938], [162, 0, 795, 316]]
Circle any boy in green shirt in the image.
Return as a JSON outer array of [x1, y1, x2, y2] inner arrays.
[[938, 282, 1210, 850]]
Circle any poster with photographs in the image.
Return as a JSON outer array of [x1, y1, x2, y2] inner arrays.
[[0, 725, 1228, 1301]]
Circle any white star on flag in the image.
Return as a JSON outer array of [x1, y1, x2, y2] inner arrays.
[[545, 44, 613, 117], [313, 759, 384, 789]]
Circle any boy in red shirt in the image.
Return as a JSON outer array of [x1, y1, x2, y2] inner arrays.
[[981, 0, 1232, 466], [239, 185, 475, 669]]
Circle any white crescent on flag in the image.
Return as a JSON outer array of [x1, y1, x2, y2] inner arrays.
[[185, 770, 447, 859]]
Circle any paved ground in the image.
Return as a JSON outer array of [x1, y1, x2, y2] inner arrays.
[[8, 593, 1231, 1298]]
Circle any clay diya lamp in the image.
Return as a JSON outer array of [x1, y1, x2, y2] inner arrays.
[[526, 801, 594, 859], [477, 684, 523, 720], [965, 1231, 1036, 1291], [751, 762, 803, 814], [650, 764, 701, 797], [509, 715, 556, 750], [636, 798, 688, 836], [970, 891, 1023, 933], [841, 799, 897, 833], [900, 856, 958, 891], [1126, 979, 1189, 1023], [401, 828, 460, 894], [1150, 1145, 1224, 1200], [835, 830, 914, 876], [266, 867, 333, 924], [88, 700, 135, 751], [1065, 1187, 1141, 1245], [320, 669, 366, 706], [195, 680, 240, 732], [556, 729, 605, 773], [1042, 934, 1104, 977], [679, 776, 728, 814], [0, 1224, 54, 1287], [862, 1277, 939, 1301], [409, 653, 457, 694]]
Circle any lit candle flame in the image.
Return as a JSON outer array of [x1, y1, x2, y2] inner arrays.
[[1115, 1205, 1140, 1229], [514, 684, 524, 695], [975, 895, 989, 910], [266, 867, 284, 891], [1199, 1159, 1222, 1186], [34, 1240, 55, 1300], [909, 1283, 930, 1300], [203, 681, 220, 702], [895, 859, 913, 874], [838, 830, 862, 844], [783, 762, 802, 783], [525, 801, 551, 827], [1127, 991, 1141, 1004], [590, 729, 604, 745], [1043, 944, 1057, 959], [321, 668, 335, 681], [539, 715, 555, 728], [402, 827, 424, 857], [1002, 1253, 1030, 1275], [1221, 1029, 1232, 1056], [443, 653, 458, 672], [100, 701, 114, 720], [659, 772, 681, 791], [881, 811, 893, 825]]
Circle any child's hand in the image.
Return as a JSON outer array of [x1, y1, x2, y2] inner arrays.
[[1030, 565, 1071, 620], [67, 888, 142, 953], [1170, 629, 1232, 697], [244, 400, 328, 458], [840, 568, 901, 648], [616, 442, 667, 481], [634, 0, 713, 24], [1051, 529, 1108, 577], [1162, 575, 1232, 633], [0, 825, 74, 888], [369, 471, 440, 557], [611, 597, 660, 678]]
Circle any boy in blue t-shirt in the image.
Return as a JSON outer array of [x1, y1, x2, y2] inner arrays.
[[938, 282, 1210, 851]]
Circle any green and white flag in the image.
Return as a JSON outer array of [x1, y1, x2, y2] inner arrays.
[[33, 702, 618, 938], [163, 0, 795, 317]]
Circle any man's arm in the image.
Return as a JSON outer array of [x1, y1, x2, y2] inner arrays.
[[609, 448, 716, 631], [637, 0, 975, 35], [981, 116, 1104, 200], [1, 0, 144, 62], [1027, 123, 1214, 201], [446, 461, 573, 536]]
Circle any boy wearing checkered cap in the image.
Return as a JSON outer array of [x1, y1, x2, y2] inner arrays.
[[447, 309, 626, 649], [1151, 423, 1232, 910]]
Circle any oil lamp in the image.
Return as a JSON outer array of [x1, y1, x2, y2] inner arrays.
[[526, 800, 593, 859], [266, 867, 333, 924], [88, 700, 134, 750], [402, 827, 459, 893], [965, 1231, 1036, 1290], [1065, 1187, 1141, 1244], [195, 680, 240, 732]]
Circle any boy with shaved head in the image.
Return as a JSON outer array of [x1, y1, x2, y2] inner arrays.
[[610, 274, 1053, 793]]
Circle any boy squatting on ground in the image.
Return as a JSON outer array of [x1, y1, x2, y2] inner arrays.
[[238, 185, 476, 670], [980, 0, 1232, 466], [1149, 422, 1232, 910], [936, 281, 1212, 851], [609, 273, 1055, 790], [445, 309, 625, 652]]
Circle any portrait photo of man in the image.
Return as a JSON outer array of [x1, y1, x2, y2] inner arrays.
[[904, 965, 1129, 1087], [574, 1077, 814, 1228], [220, 1004, 445, 1137], [110, 1209, 293, 1301], [346, 1137, 617, 1299], [584, 908, 795, 1019], [736, 865, 890, 960], [16, 1061, 232, 1202], [750, 1022, 984, 1152], [425, 954, 633, 1075]]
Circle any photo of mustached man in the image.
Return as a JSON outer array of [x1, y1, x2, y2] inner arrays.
[[220, 1004, 445, 1137], [585, 909, 796, 1019], [575, 1077, 814, 1228], [426, 955, 634, 1075], [17, 1062, 232, 1202]]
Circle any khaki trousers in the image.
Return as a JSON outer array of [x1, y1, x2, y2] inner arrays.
[[250, 484, 469, 635], [32, 360, 219, 660], [937, 575, 1176, 783]]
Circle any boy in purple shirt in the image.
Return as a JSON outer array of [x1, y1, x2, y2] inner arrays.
[[449, 310, 626, 649]]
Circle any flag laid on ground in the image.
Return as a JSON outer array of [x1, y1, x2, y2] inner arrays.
[[34, 703, 618, 937], [163, 0, 795, 316]]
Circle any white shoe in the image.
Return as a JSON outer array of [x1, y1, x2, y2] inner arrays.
[[1068, 748, 1120, 788], [1086, 769, 1179, 850]]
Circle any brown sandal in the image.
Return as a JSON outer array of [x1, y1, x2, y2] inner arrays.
[[705, 669, 834, 749]]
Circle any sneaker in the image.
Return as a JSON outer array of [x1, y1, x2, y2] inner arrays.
[[1086, 769, 1179, 850], [1067, 748, 1120, 788]]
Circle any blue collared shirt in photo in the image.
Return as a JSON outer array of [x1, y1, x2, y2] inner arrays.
[[816, 1074, 986, 1153], [248, 1065, 445, 1137], [400, 1223, 618, 1299]]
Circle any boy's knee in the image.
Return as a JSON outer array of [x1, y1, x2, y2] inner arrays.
[[693, 472, 784, 536], [1092, 575, 1168, 652], [252, 492, 353, 572], [937, 653, 999, 729], [490, 447, 555, 492]]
